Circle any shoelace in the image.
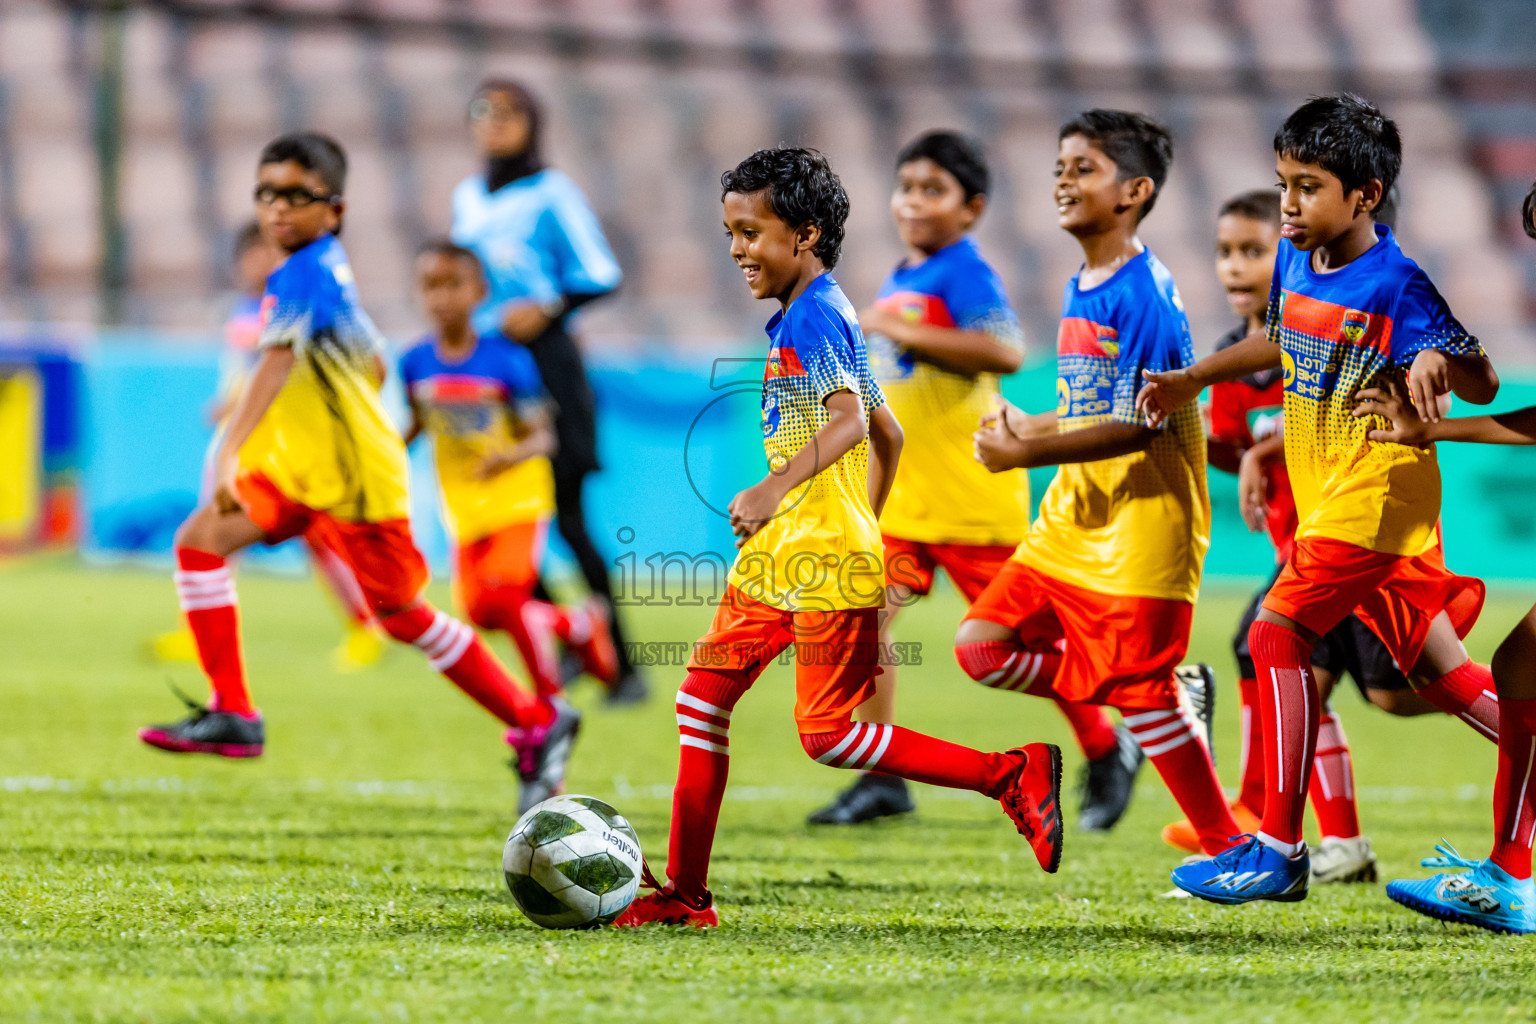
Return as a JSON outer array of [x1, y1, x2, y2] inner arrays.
[[1421, 840, 1478, 872], [167, 682, 210, 722]]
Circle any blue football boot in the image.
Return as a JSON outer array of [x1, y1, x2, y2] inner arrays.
[[1386, 841, 1536, 936], [1169, 834, 1309, 904]]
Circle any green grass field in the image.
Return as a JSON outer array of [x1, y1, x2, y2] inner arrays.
[[4, 555, 1536, 1023]]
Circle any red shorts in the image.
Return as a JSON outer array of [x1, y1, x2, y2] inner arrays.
[[882, 534, 1017, 604], [687, 585, 880, 733], [963, 560, 1192, 709], [1262, 535, 1484, 672], [237, 471, 428, 614], [455, 520, 547, 613]]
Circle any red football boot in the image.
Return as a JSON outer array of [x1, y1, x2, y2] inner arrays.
[[613, 864, 719, 928], [999, 742, 1064, 873]]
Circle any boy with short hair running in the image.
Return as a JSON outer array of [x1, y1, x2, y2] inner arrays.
[[138, 133, 577, 807], [962, 110, 1241, 859], [1140, 95, 1500, 904]]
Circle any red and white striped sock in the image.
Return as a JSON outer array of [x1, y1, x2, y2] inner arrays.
[[954, 640, 1116, 760], [800, 721, 1018, 798], [508, 598, 566, 699], [1419, 661, 1500, 743], [378, 603, 548, 728], [1123, 705, 1239, 855], [1490, 696, 1536, 880], [1308, 705, 1360, 840], [1236, 677, 1266, 815], [669, 670, 752, 905], [1248, 620, 1318, 855], [174, 547, 254, 716]]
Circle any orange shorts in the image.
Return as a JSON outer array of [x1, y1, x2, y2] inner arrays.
[[963, 560, 1192, 709], [687, 584, 880, 733], [455, 519, 547, 612], [237, 471, 428, 614], [882, 534, 1017, 604], [1262, 535, 1484, 672]]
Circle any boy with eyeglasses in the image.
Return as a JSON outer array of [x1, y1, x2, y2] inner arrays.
[[139, 133, 580, 808]]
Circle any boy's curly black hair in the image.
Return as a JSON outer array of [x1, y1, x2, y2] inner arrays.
[[721, 147, 849, 268], [1523, 180, 1536, 241], [1058, 109, 1173, 220], [896, 130, 989, 200], [1274, 94, 1401, 205]]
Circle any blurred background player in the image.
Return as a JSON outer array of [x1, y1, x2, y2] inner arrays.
[[138, 132, 579, 809], [807, 130, 1137, 831], [618, 148, 1065, 928], [151, 221, 385, 674], [963, 111, 1240, 859], [1148, 95, 1502, 905], [451, 78, 645, 705], [400, 240, 619, 807]]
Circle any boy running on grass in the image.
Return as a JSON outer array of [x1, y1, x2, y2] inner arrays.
[[1160, 190, 1499, 885], [808, 130, 1136, 831], [961, 110, 1240, 860], [139, 133, 578, 809], [1140, 95, 1500, 904], [400, 240, 618, 810], [616, 148, 1064, 929]]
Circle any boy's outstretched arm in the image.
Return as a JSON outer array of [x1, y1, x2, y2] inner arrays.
[[212, 345, 295, 513], [1135, 330, 1283, 427], [861, 306, 1021, 375], [974, 401, 1154, 471], [1355, 380, 1536, 446], [1405, 349, 1500, 423], [728, 388, 867, 546], [476, 407, 557, 480], [865, 402, 903, 518]]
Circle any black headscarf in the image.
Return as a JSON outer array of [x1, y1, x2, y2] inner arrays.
[[476, 78, 545, 192]]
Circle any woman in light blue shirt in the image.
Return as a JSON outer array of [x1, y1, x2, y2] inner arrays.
[[451, 78, 644, 703]]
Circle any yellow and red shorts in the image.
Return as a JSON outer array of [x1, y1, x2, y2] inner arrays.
[[963, 560, 1192, 709], [1262, 535, 1484, 673], [237, 470, 428, 614], [455, 519, 548, 613], [687, 585, 879, 733], [882, 534, 1017, 604]]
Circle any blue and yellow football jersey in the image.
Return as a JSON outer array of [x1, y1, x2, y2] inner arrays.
[[729, 273, 887, 612], [1270, 225, 1484, 556], [1013, 249, 1209, 603], [243, 234, 410, 523], [398, 332, 554, 543], [866, 236, 1029, 545]]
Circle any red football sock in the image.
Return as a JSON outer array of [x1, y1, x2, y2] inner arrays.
[[378, 603, 549, 728], [1308, 705, 1360, 840], [1419, 661, 1500, 743], [954, 640, 1115, 759], [1248, 620, 1319, 852], [174, 547, 254, 716], [801, 721, 1019, 797], [1123, 706, 1239, 855], [669, 669, 752, 905], [502, 595, 566, 699], [1490, 696, 1536, 880], [306, 538, 372, 627], [1236, 676, 1266, 815]]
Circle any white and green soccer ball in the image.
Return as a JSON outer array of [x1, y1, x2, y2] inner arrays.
[[502, 794, 644, 929]]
